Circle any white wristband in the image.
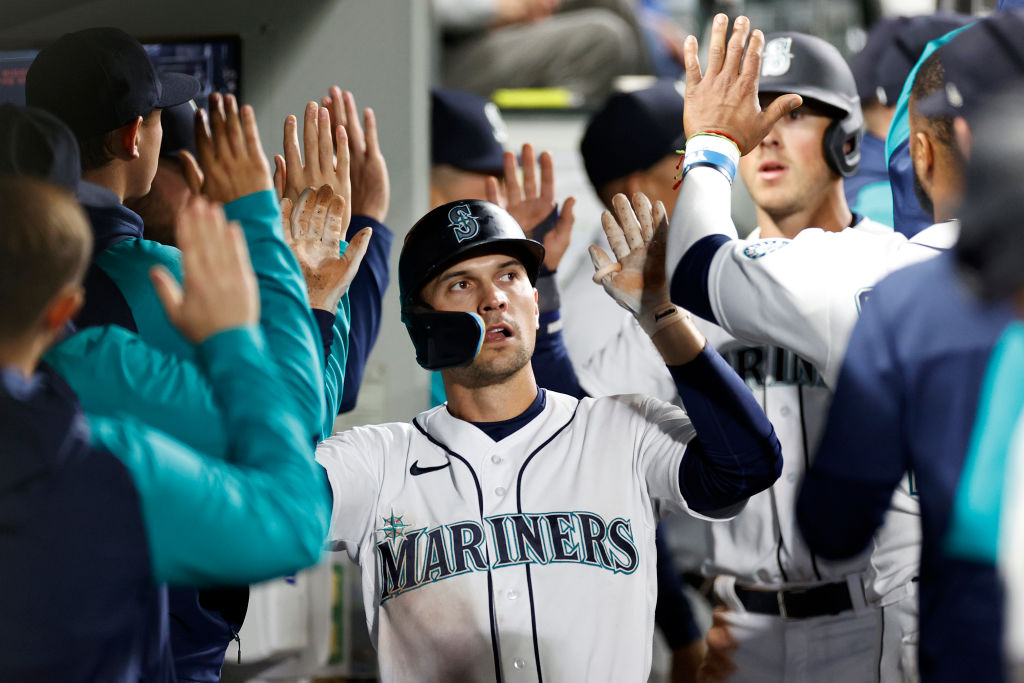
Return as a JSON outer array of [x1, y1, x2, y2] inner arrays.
[[638, 303, 686, 337]]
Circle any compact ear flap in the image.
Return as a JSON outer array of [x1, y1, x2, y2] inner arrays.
[[403, 308, 486, 370], [823, 119, 862, 178]]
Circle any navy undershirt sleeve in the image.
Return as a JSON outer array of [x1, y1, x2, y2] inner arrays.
[[532, 310, 587, 399], [672, 344, 782, 513], [669, 234, 730, 324], [340, 216, 393, 414]]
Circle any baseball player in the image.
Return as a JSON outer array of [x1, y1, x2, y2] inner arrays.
[[543, 29, 900, 682], [799, 22, 1024, 682], [647, 15, 986, 680], [315, 196, 784, 682]]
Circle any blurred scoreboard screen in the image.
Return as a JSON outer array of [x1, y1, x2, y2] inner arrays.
[[0, 35, 240, 109]]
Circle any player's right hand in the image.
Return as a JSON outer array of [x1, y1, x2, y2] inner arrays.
[[697, 608, 738, 682], [181, 93, 274, 204], [150, 196, 260, 343], [681, 14, 802, 153]]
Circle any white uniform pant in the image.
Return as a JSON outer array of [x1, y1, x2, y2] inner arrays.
[[713, 575, 913, 683]]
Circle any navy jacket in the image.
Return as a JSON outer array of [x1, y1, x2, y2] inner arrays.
[[797, 253, 1012, 682], [0, 364, 173, 682]]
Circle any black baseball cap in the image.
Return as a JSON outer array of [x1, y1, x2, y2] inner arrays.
[[852, 14, 972, 105], [580, 80, 685, 191], [431, 88, 507, 174], [0, 104, 81, 191], [916, 9, 1024, 123], [26, 27, 200, 139]]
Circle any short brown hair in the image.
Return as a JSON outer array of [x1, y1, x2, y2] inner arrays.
[[0, 175, 92, 339]]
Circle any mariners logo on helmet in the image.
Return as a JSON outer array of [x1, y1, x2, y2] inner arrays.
[[448, 203, 480, 243], [762, 37, 794, 77]]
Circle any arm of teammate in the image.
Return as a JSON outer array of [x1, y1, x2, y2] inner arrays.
[[91, 198, 330, 586], [594, 192, 782, 515], [796, 285, 909, 559], [182, 93, 326, 443]]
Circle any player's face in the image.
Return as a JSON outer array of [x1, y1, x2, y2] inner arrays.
[[739, 101, 836, 219], [422, 252, 539, 386]]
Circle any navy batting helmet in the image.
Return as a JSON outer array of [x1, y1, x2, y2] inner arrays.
[[399, 199, 545, 370], [758, 32, 864, 177]]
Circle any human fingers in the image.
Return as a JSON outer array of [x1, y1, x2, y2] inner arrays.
[[340, 226, 372, 274], [722, 15, 750, 76], [589, 244, 620, 284], [521, 143, 538, 198], [241, 104, 267, 163], [503, 150, 521, 202], [601, 200, 632, 261], [317, 107, 334, 178], [364, 107, 381, 157], [539, 149, 555, 202], [273, 155, 286, 199], [292, 186, 317, 240], [209, 93, 231, 161], [485, 175, 502, 206], [612, 192, 645, 251], [282, 114, 303, 196], [705, 13, 730, 77], [759, 93, 804, 138], [179, 150, 204, 196], [150, 265, 184, 323], [310, 184, 335, 241], [193, 108, 215, 168], [327, 85, 347, 130], [325, 193, 347, 241], [279, 197, 294, 244], [302, 102, 319, 175], [223, 94, 246, 156], [683, 34, 703, 86], [343, 90, 365, 152], [631, 192, 655, 243]]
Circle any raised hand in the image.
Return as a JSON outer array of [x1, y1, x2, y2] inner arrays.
[[322, 87, 389, 223], [485, 143, 575, 271], [589, 192, 670, 318], [150, 197, 259, 343], [180, 93, 274, 204], [281, 184, 372, 313], [273, 101, 353, 230], [681, 14, 803, 153], [697, 609, 739, 682]]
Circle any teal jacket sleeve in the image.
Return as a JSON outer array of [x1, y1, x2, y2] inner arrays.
[[45, 325, 227, 457], [223, 190, 325, 441], [88, 326, 330, 586], [321, 278, 352, 436]]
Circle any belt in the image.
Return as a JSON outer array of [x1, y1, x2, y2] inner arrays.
[[733, 581, 854, 620]]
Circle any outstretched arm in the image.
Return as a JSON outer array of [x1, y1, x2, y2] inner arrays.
[[596, 192, 782, 515]]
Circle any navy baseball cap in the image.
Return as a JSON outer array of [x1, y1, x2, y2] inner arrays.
[[26, 27, 200, 139], [431, 88, 508, 174], [580, 80, 685, 190], [852, 14, 972, 105], [916, 9, 1024, 123], [159, 101, 199, 158], [0, 104, 81, 191]]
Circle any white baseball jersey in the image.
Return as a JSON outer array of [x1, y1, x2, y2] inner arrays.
[[660, 134, 959, 610], [316, 389, 739, 683]]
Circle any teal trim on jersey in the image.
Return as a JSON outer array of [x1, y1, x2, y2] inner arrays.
[[94, 237, 193, 360], [851, 181, 894, 229], [47, 190, 341, 455], [322, 279, 352, 437], [885, 24, 975, 164], [88, 326, 329, 586], [430, 371, 447, 407], [946, 321, 1024, 563]]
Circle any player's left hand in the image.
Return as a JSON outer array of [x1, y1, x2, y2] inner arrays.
[[681, 14, 802, 153], [486, 142, 575, 271], [589, 192, 671, 318], [321, 87, 390, 223], [181, 93, 274, 204], [281, 184, 371, 313]]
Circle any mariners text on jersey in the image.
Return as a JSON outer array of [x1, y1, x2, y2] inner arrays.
[[376, 511, 639, 601]]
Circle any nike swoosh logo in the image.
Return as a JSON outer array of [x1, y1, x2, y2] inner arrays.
[[410, 460, 452, 476]]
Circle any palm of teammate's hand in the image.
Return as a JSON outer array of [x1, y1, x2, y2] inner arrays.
[[281, 184, 371, 313], [589, 192, 670, 316]]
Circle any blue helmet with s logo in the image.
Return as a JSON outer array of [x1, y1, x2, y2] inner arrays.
[[398, 199, 544, 369]]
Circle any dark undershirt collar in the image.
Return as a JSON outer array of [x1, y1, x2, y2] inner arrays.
[[468, 389, 547, 442]]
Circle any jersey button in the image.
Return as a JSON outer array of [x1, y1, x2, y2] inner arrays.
[[507, 590, 519, 600], [491, 454, 503, 464], [513, 658, 526, 670], [495, 486, 507, 497], [780, 406, 791, 416]]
